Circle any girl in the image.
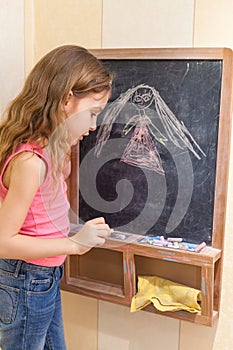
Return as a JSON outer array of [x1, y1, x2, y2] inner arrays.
[[0, 45, 112, 350]]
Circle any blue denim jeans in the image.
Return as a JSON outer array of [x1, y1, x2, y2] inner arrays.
[[0, 259, 67, 350]]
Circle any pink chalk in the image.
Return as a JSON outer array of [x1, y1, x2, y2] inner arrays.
[[194, 242, 206, 253], [179, 245, 189, 251]]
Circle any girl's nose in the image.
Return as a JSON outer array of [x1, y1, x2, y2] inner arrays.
[[90, 116, 97, 131]]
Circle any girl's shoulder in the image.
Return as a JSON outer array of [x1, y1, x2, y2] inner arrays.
[[15, 142, 44, 156], [1, 144, 47, 189]]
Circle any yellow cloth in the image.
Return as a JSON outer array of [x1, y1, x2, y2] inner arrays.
[[131, 275, 201, 313]]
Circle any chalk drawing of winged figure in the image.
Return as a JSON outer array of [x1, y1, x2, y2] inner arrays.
[[95, 84, 205, 175]]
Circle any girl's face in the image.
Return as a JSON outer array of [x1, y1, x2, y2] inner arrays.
[[64, 91, 109, 145]]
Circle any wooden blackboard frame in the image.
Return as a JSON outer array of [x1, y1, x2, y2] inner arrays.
[[65, 49, 233, 325], [70, 48, 233, 251]]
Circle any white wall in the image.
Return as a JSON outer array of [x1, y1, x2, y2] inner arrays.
[[0, 0, 25, 114], [102, 0, 194, 48]]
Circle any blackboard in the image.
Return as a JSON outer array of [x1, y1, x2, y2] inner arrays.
[[72, 49, 232, 246]]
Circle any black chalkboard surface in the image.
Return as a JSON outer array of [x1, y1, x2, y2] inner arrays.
[[75, 50, 230, 246]]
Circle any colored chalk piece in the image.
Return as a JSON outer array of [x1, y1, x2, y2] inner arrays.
[[179, 245, 189, 251], [111, 232, 127, 240], [194, 242, 207, 252], [167, 243, 175, 248], [152, 239, 163, 244], [167, 237, 183, 243], [173, 242, 180, 248], [186, 243, 198, 249]]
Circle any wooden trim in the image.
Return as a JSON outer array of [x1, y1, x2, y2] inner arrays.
[[212, 49, 233, 248], [90, 47, 231, 60]]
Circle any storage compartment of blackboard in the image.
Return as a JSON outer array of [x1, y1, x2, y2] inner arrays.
[[130, 243, 221, 325], [63, 247, 131, 305], [62, 48, 233, 327], [134, 256, 201, 290]]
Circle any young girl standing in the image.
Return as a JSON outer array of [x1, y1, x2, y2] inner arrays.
[[0, 45, 112, 350]]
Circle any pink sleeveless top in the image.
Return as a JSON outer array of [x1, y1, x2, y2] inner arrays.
[[0, 143, 70, 266]]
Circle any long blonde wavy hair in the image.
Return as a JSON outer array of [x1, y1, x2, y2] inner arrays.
[[0, 45, 112, 181]]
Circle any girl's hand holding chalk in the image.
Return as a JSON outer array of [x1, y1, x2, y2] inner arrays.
[[69, 217, 111, 254]]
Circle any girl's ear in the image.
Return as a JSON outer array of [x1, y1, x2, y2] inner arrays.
[[64, 90, 74, 106], [63, 90, 76, 117]]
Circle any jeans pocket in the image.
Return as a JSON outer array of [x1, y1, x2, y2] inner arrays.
[[0, 283, 20, 324], [27, 273, 58, 312], [29, 276, 54, 294]]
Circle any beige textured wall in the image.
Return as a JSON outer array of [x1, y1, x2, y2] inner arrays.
[[102, 0, 194, 48], [194, 0, 233, 48], [0, 0, 25, 114], [62, 291, 98, 350], [33, 0, 103, 62]]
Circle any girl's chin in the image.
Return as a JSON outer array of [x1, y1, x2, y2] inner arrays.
[[70, 135, 86, 146], [70, 138, 80, 146]]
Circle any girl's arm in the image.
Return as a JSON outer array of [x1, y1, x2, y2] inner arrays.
[[0, 152, 110, 259]]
